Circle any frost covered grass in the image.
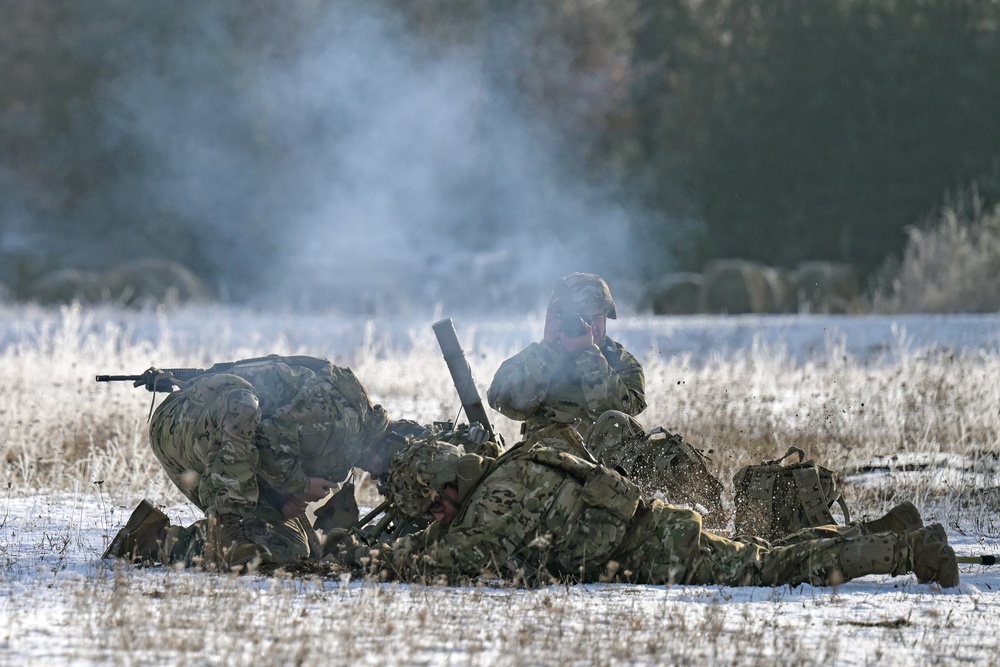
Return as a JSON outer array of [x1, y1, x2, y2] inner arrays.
[[3, 495, 1000, 666], [1, 303, 1000, 665]]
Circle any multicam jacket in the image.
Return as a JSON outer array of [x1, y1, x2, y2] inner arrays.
[[150, 356, 388, 503], [379, 443, 640, 583], [226, 358, 388, 495], [487, 337, 646, 439]]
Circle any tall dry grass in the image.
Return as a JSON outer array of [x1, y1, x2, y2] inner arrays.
[[2, 302, 998, 521], [872, 192, 1000, 313]]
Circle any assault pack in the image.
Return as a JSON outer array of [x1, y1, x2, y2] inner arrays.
[[732, 446, 851, 541], [610, 427, 726, 526]]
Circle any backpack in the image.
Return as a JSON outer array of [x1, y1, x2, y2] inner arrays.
[[616, 427, 726, 525], [732, 446, 851, 541]]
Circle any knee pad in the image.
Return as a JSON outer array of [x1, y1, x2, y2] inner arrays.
[[220, 388, 261, 441], [836, 534, 907, 580]]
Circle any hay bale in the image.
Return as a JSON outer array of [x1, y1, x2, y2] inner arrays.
[[103, 259, 212, 308], [701, 260, 773, 314], [645, 272, 704, 315], [761, 266, 794, 313], [792, 261, 861, 314], [27, 269, 104, 305]]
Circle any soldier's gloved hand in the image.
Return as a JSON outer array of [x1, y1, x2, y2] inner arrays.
[[323, 529, 377, 568], [542, 311, 563, 345], [560, 319, 596, 355]]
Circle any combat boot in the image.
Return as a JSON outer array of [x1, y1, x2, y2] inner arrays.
[[908, 523, 959, 588], [859, 501, 923, 535], [205, 514, 270, 569], [102, 499, 170, 563]]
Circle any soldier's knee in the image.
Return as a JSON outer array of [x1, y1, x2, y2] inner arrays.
[[593, 410, 643, 435], [590, 410, 645, 460], [220, 388, 260, 442]]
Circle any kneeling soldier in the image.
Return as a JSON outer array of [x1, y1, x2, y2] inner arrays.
[[103, 355, 395, 568]]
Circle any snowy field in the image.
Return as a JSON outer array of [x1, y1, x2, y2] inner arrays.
[[1, 304, 1000, 665]]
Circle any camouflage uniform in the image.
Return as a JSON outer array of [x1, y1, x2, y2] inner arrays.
[[487, 273, 646, 442], [357, 433, 957, 588], [148, 355, 388, 562]]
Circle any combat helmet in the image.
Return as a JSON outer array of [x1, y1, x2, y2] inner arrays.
[[388, 440, 464, 517], [378, 418, 428, 457], [547, 272, 617, 319]]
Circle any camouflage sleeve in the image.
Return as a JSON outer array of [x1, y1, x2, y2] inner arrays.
[[575, 342, 646, 417], [487, 342, 561, 420], [381, 468, 564, 580]]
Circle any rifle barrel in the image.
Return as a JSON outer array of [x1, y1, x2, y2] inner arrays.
[[957, 554, 998, 565]]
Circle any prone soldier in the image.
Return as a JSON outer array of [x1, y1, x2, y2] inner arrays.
[[331, 429, 959, 589]]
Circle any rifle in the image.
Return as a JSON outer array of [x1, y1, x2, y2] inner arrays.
[[432, 318, 495, 441], [96, 354, 331, 392], [96, 367, 215, 393]]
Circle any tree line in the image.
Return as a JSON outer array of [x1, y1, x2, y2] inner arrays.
[[1, 0, 998, 308]]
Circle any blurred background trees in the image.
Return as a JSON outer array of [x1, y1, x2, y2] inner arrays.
[[2, 0, 998, 312]]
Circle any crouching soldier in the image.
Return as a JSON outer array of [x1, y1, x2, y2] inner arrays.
[[487, 272, 646, 444], [486, 273, 729, 525], [103, 355, 400, 569], [333, 430, 959, 589]]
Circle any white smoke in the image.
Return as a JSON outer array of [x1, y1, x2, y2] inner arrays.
[[99, 3, 656, 317]]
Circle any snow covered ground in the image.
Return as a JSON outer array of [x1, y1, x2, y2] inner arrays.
[[2, 490, 1000, 666], [1, 306, 999, 665], [1, 491, 999, 666]]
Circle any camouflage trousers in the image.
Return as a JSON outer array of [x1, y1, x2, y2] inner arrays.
[[149, 373, 263, 518], [612, 500, 906, 587], [586, 410, 646, 461], [149, 374, 316, 561]]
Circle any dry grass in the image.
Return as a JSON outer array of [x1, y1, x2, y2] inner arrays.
[[872, 192, 1000, 313], [3, 303, 999, 520], [3, 304, 1000, 665]]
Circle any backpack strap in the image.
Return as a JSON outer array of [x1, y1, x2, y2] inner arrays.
[[834, 494, 851, 524], [747, 466, 778, 521], [766, 446, 806, 466], [791, 466, 835, 527]]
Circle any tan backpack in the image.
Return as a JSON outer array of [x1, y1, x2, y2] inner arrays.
[[732, 446, 851, 541]]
